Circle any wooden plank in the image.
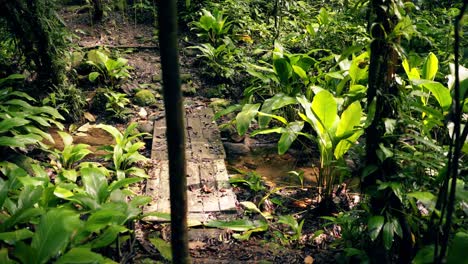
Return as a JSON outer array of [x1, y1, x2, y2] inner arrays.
[[186, 162, 204, 212], [147, 102, 238, 222], [152, 117, 167, 160], [151, 127, 167, 160], [212, 159, 230, 188], [156, 161, 171, 213], [199, 161, 220, 212], [212, 159, 237, 211], [186, 115, 204, 142], [143, 165, 162, 217]]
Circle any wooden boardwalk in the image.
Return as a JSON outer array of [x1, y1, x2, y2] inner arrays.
[[144, 103, 238, 222]]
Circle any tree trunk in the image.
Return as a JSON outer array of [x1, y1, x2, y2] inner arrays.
[[157, 0, 191, 263], [92, 0, 103, 22], [0, 0, 64, 89], [364, 0, 412, 263]]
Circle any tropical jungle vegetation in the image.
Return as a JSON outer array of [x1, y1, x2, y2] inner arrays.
[[0, 0, 466, 263]]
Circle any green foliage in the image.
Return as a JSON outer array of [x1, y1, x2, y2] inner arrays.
[[229, 170, 266, 193], [104, 90, 131, 120], [245, 42, 316, 99], [97, 123, 149, 180], [274, 214, 304, 245], [0, 158, 148, 263], [0, 122, 151, 262], [42, 83, 87, 122], [190, 8, 233, 45], [86, 49, 132, 87], [0, 74, 64, 152], [189, 42, 238, 79]]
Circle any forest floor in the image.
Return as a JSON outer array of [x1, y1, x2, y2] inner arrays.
[[60, 7, 356, 263]]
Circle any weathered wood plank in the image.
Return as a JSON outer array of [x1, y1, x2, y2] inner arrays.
[[187, 162, 204, 212], [156, 161, 170, 213], [146, 102, 238, 222]]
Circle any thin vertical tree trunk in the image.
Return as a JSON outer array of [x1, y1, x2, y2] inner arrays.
[[157, 0, 190, 263], [364, 0, 412, 263], [92, 0, 103, 22]]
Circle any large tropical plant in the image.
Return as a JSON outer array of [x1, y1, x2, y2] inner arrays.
[[0, 74, 64, 153]]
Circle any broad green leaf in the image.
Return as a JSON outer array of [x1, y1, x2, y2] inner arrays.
[[447, 232, 468, 264], [4, 99, 33, 109], [292, 65, 308, 83], [408, 191, 436, 212], [336, 101, 362, 139], [213, 104, 242, 120], [382, 221, 394, 250], [258, 94, 296, 128], [420, 82, 452, 111], [273, 58, 292, 85], [391, 218, 403, 238], [0, 229, 34, 244], [454, 179, 467, 203], [35, 106, 63, 120], [0, 136, 26, 148], [240, 201, 265, 218], [57, 131, 73, 148], [54, 186, 74, 199], [18, 185, 43, 211], [2, 208, 44, 231], [278, 215, 299, 230], [368, 215, 384, 241], [205, 219, 262, 232], [0, 248, 14, 264], [108, 177, 143, 194], [26, 116, 51, 127], [55, 248, 108, 264], [87, 50, 108, 66], [31, 209, 81, 264], [402, 59, 420, 80], [87, 225, 127, 249], [129, 196, 152, 207], [81, 167, 109, 204], [297, 95, 314, 125], [0, 178, 7, 209], [348, 52, 369, 84], [326, 71, 344, 80], [257, 112, 287, 125], [412, 245, 434, 264], [96, 124, 123, 144], [232, 219, 268, 240], [25, 126, 54, 144], [149, 237, 172, 261], [251, 127, 284, 137], [422, 52, 438, 81], [88, 72, 100, 82], [0, 73, 25, 85], [61, 169, 78, 182], [377, 143, 393, 161], [278, 121, 303, 155], [334, 130, 363, 159], [235, 104, 260, 136], [0, 117, 30, 133], [311, 90, 338, 137], [85, 209, 127, 232]]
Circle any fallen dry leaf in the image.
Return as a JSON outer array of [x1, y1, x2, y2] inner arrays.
[[188, 241, 206, 250], [201, 184, 213, 193], [304, 255, 314, 264]]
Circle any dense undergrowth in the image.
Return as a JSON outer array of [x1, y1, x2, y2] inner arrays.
[[0, 0, 467, 263]]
